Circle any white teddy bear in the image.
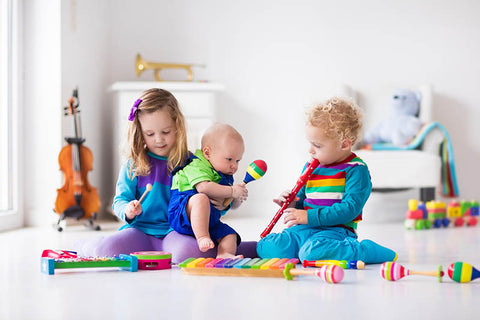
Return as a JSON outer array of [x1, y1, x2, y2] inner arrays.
[[363, 89, 423, 146]]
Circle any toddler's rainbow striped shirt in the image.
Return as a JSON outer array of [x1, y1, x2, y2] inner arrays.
[[295, 153, 372, 234]]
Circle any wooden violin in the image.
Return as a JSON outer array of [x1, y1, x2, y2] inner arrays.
[[54, 88, 101, 231]]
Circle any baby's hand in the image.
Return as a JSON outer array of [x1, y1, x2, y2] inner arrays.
[[210, 197, 227, 211], [283, 208, 308, 227], [231, 184, 248, 201], [125, 200, 142, 220], [273, 190, 299, 207]]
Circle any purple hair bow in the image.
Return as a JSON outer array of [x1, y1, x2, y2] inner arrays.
[[128, 99, 142, 121]]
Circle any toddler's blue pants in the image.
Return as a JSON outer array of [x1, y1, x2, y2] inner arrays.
[[256, 225, 396, 264]]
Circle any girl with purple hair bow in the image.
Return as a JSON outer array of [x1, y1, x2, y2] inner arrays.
[[74, 88, 257, 262]]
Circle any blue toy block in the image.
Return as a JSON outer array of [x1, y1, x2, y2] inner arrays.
[[119, 254, 138, 272], [40, 258, 56, 275]]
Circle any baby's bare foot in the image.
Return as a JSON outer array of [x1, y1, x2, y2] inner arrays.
[[197, 236, 215, 252], [216, 253, 244, 259]]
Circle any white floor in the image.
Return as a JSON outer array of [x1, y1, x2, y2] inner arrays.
[[1, 214, 480, 320]]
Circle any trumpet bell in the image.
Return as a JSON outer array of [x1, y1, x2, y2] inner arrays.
[[135, 54, 146, 77]]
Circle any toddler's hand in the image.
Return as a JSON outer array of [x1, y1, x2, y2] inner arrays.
[[231, 184, 248, 201], [273, 190, 299, 207], [283, 208, 308, 227], [125, 200, 142, 220]]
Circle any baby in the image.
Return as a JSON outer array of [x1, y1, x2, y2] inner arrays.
[[168, 123, 248, 258]]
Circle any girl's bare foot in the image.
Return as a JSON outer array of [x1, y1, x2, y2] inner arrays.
[[197, 236, 215, 252]]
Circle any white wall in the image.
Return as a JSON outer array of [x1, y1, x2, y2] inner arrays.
[[23, 0, 62, 226], [23, 0, 480, 226], [60, 0, 111, 218]]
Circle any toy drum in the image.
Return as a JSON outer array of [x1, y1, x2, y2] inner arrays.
[[130, 251, 172, 270]]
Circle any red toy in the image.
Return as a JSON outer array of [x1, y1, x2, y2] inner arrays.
[[41, 249, 78, 259], [261, 158, 319, 238]]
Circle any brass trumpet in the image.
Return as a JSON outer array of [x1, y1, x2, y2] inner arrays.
[[135, 53, 202, 82]]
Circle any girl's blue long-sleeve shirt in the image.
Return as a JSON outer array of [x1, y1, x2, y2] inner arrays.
[[295, 153, 372, 232], [112, 152, 172, 237]]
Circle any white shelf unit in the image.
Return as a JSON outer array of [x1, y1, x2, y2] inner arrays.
[[110, 81, 224, 176]]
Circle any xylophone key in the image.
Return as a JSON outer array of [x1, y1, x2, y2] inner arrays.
[[269, 258, 289, 269], [278, 258, 300, 270], [195, 258, 214, 268], [205, 258, 223, 268], [186, 258, 205, 268], [178, 258, 195, 268], [224, 258, 243, 268], [260, 258, 280, 270], [242, 258, 261, 268], [214, 258, 232, 268], [252, 258, 270, 269], [234, 258, 252, 268]]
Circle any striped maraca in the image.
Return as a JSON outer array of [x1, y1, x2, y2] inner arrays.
[[448, 262, 480, 283], [284, 263, 344, 283], [224, 160, 267, 206], [380, 262, 444, 282]]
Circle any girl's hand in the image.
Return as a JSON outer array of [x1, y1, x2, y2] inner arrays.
[[283, 208, 308, 227], [273, 190, 299, 207], [125, 200, 142, 220]]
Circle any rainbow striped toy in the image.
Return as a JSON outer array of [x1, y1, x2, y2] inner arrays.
[[448, 262, 480, 283], [380, 262, 444, 282], [243, 160, 267, 184], [303, 259, 365, 269], [223, 160, 267, 206], [178, 257, 344, 283]]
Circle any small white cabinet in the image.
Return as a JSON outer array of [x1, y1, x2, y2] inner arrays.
[[110, 81, 224, 175]]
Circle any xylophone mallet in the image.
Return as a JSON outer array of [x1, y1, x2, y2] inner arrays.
[[284, 263, 344, 283], [380, 262, 444, 282], [134, 183, 152, 209]]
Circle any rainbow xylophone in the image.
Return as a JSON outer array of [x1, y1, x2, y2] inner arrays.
[[41, 254, 138, 275], [179, 257, 344, 283]]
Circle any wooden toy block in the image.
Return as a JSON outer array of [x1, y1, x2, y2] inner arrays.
[[447, 201, 461, 218]]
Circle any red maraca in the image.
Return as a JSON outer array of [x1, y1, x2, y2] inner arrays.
[[380, 262, 444, 282]]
